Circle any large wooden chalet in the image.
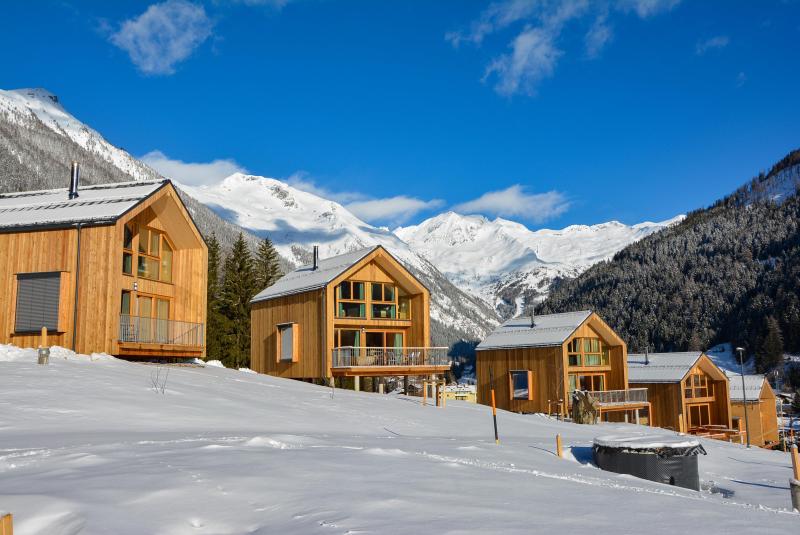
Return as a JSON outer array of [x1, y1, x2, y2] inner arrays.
[[476, 311, 650, 423], [250, 245, 449, 384], [0, 168, 207, 359], [628, 352, 734, 438]]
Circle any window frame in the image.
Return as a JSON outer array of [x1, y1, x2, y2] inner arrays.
[[126, 224, 175, 283], [566, 337, 609, 368], [335, 280, 367, 318], [509, 370, 534, 401], [276, 322, 300, 363], [14, 271, 62, 333], [370, 282, 398, 320]]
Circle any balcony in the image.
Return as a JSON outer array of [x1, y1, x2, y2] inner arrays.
[[331, 346, 451, 377], [586, 388, 649, 407], [118, 315, 204, 356]]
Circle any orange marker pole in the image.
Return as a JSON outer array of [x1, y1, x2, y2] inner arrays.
[[556, 434, 563, 458], [1, 513, 12, 535], [489, 367, 499, 445], [791, 445, 800, 481]]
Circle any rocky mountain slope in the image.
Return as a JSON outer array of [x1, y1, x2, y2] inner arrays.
[[396, 212, 682, 318]]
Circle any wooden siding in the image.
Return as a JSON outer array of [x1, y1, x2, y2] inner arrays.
[[0, 183, 207, 358], [476, 346, 563, 413], [630, 382, 684, 431], [730, 380, 779, 447]]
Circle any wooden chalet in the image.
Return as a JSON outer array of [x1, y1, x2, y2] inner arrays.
[[727, 373, 779, 447], [476, 311, 650, 423], [250, 245, 449, 383], [628, 352, 735, 439], [0, 167, 207, 359]]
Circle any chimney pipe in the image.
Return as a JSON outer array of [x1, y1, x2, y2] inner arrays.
[[68, 161, 80, 200], [312, 245, 319, 270]]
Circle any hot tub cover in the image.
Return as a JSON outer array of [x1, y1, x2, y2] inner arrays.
[[593, 434, 707, 457]]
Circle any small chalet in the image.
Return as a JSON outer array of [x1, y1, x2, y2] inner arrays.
[[628, 352, 735, 438], [250, 245, 449, 384], [727, 373, 779, 447], [476, 311, 650, 423], [0, 165, 208, 359]]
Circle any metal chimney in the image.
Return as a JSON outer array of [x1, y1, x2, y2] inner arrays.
[[68, 161, 80, 200], [312, 245, 319, 270]]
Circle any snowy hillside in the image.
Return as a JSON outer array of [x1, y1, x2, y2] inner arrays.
[[396, 212, 683, 317], [1, 345, 798, 534], [180, 174, 500, 339], [0, 88, 160, 182]]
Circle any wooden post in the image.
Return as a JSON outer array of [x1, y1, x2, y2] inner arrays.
[[41, 326, 48, 348], [489, 367, 499, 445], [435, 381, 440, 407], [556, 434, 563, 458], [1, 514, 12, 535], [422, 381, 428, 406], [791, 445, 800, 481], [441, 381, 446, 408]]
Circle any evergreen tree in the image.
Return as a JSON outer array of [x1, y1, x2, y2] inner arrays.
[[205, 234, 227, 361], [220, 233, 258, 369], [793, 391, 800, 413], [254, 237, 282, 291], [759, 316, 784, 372]]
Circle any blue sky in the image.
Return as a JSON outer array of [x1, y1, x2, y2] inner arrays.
[[1, 0, 799, 228]]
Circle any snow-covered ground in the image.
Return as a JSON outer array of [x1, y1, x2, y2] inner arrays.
[[1, 345, 798, 534]]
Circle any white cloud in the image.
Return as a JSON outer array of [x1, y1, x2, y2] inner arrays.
[[484, 26, 562, 97], [110, 0, 214, 75], [141, 150, 246, 186], [695, 35, 730, 55], [736, 71, 747, 87], [585, 13, 613, 59], [347, 197, 446, 226], [453, 185, 569, 223], [450, 0, 681, 96]]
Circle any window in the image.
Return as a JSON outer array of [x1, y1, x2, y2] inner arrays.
[[276, 323, 299, 362], [14, 272, 61, 333], [371, 282, 397, 319], [123, 224, 134, 251], [684, 371, 710, 399], [509, 370, 533, 401], [336, 281, 366, 318], [131, 226, 174, 282], [120, 291, 132, 315], [398, 291, 411, 320], [123, 224, 134, 275], [567, 337, 609, 367], [569, 373, 605, 393]]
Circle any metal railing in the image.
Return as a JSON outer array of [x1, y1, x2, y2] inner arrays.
[[331, 346, 450, 368], [118, 315, 204, 347], [587, 388, 648, 406]]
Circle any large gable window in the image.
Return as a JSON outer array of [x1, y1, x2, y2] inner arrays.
[[567, 337, 609, 367], [127, 225, 174, 283], [371, 282, 397, 319], [509, 370, 533, 401], [15, 272, 61, 333], [336, 281, 366, 318]]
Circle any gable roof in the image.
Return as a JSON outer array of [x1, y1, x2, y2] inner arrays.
[[726, 373, 766, 402], [251, 246, 378, 303], [627, 352, 704, 383], [0, 180, 168, 231], [476, 310, 593, 351]]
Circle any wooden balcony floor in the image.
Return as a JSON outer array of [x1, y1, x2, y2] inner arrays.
[[331, 364, 452, 377]]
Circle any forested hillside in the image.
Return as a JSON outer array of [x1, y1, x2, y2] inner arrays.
[[540, 150, 800, 372]]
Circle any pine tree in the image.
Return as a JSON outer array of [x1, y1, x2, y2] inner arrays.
[[254, 237, 281, 291], [758, 316, 784, 372], [220, 233, 257, 369], [205, 234, 227, 361]]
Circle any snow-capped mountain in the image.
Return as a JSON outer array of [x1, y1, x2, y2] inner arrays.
[[396, 212, 684, 317], [180, 174, 500, 339]]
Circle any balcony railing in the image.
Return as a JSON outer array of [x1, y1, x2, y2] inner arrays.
[[331, 346, 450, 368], [586, 388, 648, 406], [119, 315, 204, 347]]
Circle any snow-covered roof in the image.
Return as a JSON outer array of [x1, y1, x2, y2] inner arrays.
[[476, 310, 593, 350], [251, 246, 378, 303], [627, 352, 704, 383], [726, 373, 766, 402], [0, 180, 167, 231]]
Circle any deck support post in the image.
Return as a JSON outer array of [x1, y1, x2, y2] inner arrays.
[[635, 409, 640, 425], [354, 375, 360, 392], [403, 376, 409, 395], [378, 380, 384, 394]]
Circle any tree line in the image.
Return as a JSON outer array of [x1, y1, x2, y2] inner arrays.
[[206, 233, 282, 368]]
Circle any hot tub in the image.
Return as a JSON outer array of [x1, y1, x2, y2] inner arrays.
[[593, 435, 707, 491]]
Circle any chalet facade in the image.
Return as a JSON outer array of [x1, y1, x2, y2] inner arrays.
[[476, 311, 650, 423], [727, 373, 779, 447], [0, 170, 207, 359], [250, 245, 449, 383], [628, 352, 734, 437]]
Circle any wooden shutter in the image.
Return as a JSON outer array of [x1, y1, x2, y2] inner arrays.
[[14, 272, 61, 333]]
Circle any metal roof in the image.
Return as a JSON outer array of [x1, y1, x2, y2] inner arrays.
[[0, 180, 167, 231], [251, 246, 378, 303], [726, 373, 766, 402], [627, 352, 704, 383], [476, 310, 593, 350]]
